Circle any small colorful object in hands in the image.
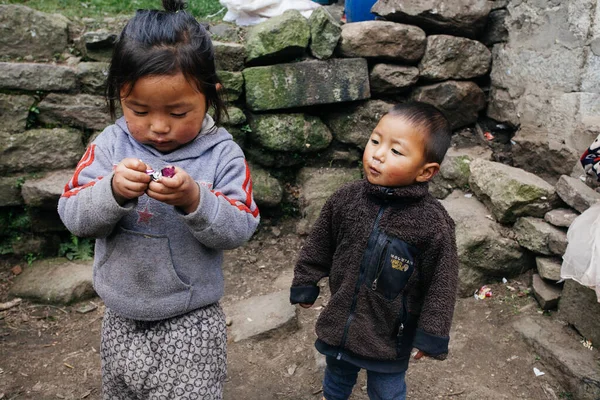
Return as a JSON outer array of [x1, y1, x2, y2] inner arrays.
[[161, 166, 176, 178], [146, 166, 176, 181]]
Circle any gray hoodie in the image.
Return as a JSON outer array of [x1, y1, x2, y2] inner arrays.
[[58, 116, 259, 320]]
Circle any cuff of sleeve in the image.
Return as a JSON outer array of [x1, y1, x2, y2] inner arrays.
[[413, 328, 449, 357], [95, 172, 137, 214], [180, 183, 217, 229], [290, 286, 320, 305]]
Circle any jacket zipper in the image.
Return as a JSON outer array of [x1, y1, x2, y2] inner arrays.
[[337, 204, 387, 360], [397, 292, 408, 338], [371, 240, 390, 291]]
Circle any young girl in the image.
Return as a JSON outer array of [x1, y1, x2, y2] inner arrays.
[[58, 1, 260, 398]]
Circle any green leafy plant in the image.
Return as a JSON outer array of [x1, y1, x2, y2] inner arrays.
[[25, 252, 38, 265], [58, 235, 94, 261], [240, 124, 252, 134], [14, 177, 26, 190]]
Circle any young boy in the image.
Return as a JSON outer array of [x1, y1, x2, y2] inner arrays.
[[290, 102, 459, 400]]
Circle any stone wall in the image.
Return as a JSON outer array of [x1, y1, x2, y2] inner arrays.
[[487, 0, 600, 181], [1, 2, 599, 317], [0, 2, 495, 256]]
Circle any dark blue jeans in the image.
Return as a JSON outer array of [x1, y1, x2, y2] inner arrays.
[[323, 356, 407, 400]]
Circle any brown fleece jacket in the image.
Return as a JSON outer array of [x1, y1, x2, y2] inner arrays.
[[291, 179, 458, 362]]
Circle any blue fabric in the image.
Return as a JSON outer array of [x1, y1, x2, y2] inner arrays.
[[323, 356, 406, 400], [290, 285, 320, 304], [412, 328, 449, 356]]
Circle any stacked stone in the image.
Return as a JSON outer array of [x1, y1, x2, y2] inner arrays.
[[432, 147, 600, 320]]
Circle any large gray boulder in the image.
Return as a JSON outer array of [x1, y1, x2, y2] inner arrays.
[[9, 258, 95, 305], [214, 41, 246, 71], [0, 129, 84, 174], [309, 6, 342, 60], [244, 58, 370, 111], [513, 217, 568, 256], [217, 71, 244, 103], [224, 290, 298, 342], [21, 169, 73, 209], [0, 62, 77, 92], [558, 279, 600, 350], [371, 0, 492, 38], [0, 5, 70, 60], [245, 10, 310, 65], [297, 167, 362, 235], [369, 64, 419, 95], [469, 159, 559, 224], [81, 30, 117, 62], [430, 146, 492, 199], [412, 81, 485, 129], [76, 62, 109, 95], [419, 35, 491, 81], [0, 93, 34, 133], [337, 21, 426, 62], [223, 106, 246, 126], [531, 274, 561, 310], [38, 93, 112, 131], [249, 113, 332, 153], [555, 175, 600, 213], [544, 208, 579, 228], [322, 100, 393, 149], [509, 126, 584, 179], [441, 191, 532, 297], [250, 164, 283, 208], [535, 257, 562, 282]]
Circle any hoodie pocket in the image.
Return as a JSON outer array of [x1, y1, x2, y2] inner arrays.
[[97, 227, 191, 307], [369, 236, 417, 300]]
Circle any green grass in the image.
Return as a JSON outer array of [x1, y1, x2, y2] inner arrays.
[[0, 0, 225, 20]]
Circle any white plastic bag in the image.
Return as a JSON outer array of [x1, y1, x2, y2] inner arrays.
[[220, 0, 320, 26], [561, 202, 600, 302]]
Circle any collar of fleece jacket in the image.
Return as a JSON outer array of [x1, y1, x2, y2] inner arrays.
[[365, 180, 430, 202]]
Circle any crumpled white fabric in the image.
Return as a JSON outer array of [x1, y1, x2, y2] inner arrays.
[[220, 0, 320, 26], [561, 202, 600, 302]]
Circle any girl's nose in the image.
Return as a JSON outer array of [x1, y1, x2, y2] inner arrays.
[[150, 119, 170, 134]]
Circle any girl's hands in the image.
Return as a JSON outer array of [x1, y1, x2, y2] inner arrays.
[[112, 158, 152, 206], [146, 166, 200, 214]]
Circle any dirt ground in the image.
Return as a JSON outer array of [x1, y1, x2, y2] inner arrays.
[[0, 219, 575, 400]]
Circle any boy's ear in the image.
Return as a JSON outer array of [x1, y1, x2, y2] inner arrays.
[[416, 162, 440, 182]]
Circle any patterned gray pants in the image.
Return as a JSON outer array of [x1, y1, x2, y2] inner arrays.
[[101, 303, 227, 400]]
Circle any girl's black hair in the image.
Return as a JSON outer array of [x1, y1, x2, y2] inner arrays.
[[387, 102, 452, 164], [106, 0, 226, 127]]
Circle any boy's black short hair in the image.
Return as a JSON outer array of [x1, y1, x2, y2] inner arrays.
[[387, 102, 452, 164], [106, 0, 226, 126]]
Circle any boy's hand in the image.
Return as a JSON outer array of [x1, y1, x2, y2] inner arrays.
[[299, 303, 313, 308], [146, 167, 200, 214], [112, 158, 152, 206], [414, 350, 427, 360], [414, 350, 447, 360]]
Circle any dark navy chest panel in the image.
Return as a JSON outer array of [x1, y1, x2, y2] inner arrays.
[[361, 224, 419, 301]]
